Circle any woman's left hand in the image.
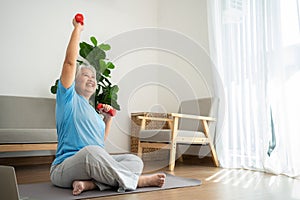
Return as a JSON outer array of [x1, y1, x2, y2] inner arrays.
[[99, 104, 113, 119]]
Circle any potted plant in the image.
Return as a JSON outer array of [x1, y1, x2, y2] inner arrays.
[[50, 36, 120, 111]]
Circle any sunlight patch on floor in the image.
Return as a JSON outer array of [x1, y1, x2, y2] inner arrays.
[[205, 168, 300, 199]]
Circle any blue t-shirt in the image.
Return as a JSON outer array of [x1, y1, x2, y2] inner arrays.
[[52, 80, 105, 165]]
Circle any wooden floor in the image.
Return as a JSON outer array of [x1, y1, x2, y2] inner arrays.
[[12, 156, 300, 200]]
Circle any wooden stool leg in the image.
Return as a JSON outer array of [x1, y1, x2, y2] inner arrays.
[[137, 141, 143, 158], [168, 142, 176, 171]]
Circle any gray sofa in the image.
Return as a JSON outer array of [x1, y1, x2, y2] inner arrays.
[[0, 95, 57, 157]]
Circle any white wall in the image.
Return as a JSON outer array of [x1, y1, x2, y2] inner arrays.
[[0, 0, 158, 98], [0, 0, 211, 154], [154, 0, 213, 156], [156, 0, 213, 112]]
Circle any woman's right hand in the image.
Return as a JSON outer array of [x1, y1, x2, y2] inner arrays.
[[72, 18, 84, 31]]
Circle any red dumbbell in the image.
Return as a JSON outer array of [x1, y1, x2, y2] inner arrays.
[[96, 103, 116, 117], [75, 13, 84, 25]]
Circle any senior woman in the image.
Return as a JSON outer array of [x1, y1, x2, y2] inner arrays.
[[50, 16, 165, 196]]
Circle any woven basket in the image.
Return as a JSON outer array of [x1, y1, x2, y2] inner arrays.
[[130, 112, 171, 161]]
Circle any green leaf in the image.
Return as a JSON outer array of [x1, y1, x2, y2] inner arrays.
[[111, 93, 117, 100], [86, 47, 106, 69], [111, 100, 121, 110], [50, 79, 59, 94], [99, 59, 107, 73], [79, 42, 93, 58], [111, 85, 119, 93], [103, 69, 111, 77], [99, 43, 111, 51], [50, 85, 57, 94], [107, 62, 115, 69], [90, 36, 98, 46]]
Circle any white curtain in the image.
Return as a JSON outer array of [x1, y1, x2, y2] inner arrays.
[[208, 0, 300, 178]]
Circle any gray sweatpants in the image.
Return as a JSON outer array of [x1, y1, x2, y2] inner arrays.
[[50, 145, 144, 192]]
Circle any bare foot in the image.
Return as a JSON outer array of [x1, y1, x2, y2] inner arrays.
[[72, 180, 97, 195], [137, 173, 166, 188]]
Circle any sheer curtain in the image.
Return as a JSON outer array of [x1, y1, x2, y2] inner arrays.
[[208, 0, 300, 178]]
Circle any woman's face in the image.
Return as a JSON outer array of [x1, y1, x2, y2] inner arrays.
[[75, 68, 97, 99]]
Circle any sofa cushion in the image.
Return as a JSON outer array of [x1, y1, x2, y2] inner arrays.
[[0, 129, 57, 144], [139, 129, 206, 143], [0, 96, 56, 129]]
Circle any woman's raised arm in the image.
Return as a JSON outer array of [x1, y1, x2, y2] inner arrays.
[[60, 18, 84, 89]]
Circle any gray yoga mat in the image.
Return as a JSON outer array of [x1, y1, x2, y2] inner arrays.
[[18, 173, 201, 200]]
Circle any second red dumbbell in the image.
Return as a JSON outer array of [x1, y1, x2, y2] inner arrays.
[[96, 103, 116, 117]]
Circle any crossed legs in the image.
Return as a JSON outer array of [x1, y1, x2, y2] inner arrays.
[[50, 145, 166, 196]]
